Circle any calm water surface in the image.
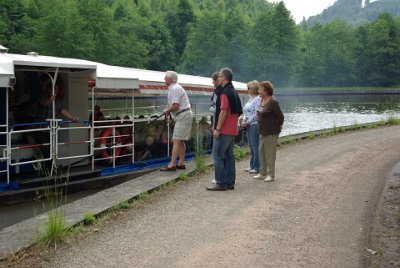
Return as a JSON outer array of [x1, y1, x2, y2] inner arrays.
[[94, 94, 400, 136], [279, 95, 400, 136]]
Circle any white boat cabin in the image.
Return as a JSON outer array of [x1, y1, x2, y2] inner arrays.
[[0, 50, 247, 186]]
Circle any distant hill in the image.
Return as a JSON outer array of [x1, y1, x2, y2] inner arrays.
[[304, 0, 400, 25]]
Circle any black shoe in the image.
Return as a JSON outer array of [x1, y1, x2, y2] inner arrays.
[[176, 164, 186, 170], [160, 166, 176, 171], [206, 184, 227, 191]]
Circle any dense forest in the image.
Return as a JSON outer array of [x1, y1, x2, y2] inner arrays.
[[306, 0, 400, 26], [0, 0, 400, 87]]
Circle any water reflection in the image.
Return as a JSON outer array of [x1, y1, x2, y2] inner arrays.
[[92, 94, 400, 137], [279, 95, 400, 136]]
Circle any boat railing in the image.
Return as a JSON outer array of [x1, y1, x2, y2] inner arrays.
[[1, 104, 242, 184], [91, 120, 134, 169], [56, 120, 92, 161], [7, 123, 52, 178], [0, 123, 9, 181]]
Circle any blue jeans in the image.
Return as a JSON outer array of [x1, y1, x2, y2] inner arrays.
[[247, 124, 259, 171], [212, 134, 236, 188]]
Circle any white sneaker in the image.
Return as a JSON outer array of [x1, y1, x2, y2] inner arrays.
[[248, 169, 258, 174], [244, 168, 251, 172], [212, 179, 217, 184], [253, 174, 266, 180], [264, 175, 274, 182]]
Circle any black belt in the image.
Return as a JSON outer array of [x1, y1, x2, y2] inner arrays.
[[175, 108, 190, 116]]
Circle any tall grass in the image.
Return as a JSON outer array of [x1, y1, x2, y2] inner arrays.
[[386, 115, 400, 125], [194, 135, 207, 173], [36, 166, 71, 249]]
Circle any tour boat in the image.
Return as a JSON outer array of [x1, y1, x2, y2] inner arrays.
[[0, 49, 247, 192]]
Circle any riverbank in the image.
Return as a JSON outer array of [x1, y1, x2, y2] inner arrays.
[[278, 87, 400, 95], [1, 125, 399, 267]]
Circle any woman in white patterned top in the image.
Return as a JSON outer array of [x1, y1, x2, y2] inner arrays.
[[241, 80, 261, 174]]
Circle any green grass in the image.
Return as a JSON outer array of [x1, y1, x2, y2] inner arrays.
[[36, 167, 70, 249], [83, 212, 96, 225], [178, 172, 186, 181], [386, 115, 400, 125], [112, 201, 132, 210], [38, 209, 71, 249], [194, 137, 208, 173], [233, 145, 249, 160]]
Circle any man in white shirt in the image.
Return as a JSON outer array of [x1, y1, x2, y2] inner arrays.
[[160, 71, 193, 171]]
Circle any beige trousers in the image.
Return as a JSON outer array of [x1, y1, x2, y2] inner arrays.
[[258, 134, 279, 178]]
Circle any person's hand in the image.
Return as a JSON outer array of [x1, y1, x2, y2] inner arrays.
[[71, 116, 79, 122], [164, 112, 171, 123], [213, 129, 220, 138]]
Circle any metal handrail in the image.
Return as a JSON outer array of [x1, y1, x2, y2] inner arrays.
[[56, 121, 92, 162], [8, 125, 52, 166]]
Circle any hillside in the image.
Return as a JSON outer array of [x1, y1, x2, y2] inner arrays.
[[304, 0, 400, 25]]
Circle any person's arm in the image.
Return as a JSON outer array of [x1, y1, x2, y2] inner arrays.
[[61, 108, 79, 121], [163, 103, 180, 114], [213, 110, 227, 138], [213, 94, 228, 138], [40, 95, 55, 107], [246, 97, 261, 125], [272, 101, 284, 127]]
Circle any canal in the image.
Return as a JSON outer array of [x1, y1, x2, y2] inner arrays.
[[95, 93, 400, 136]]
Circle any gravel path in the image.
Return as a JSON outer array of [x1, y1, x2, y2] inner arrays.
[[17, 126, 400, 267]]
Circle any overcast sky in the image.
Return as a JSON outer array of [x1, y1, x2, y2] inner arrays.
[[266, 0, 336, 23]]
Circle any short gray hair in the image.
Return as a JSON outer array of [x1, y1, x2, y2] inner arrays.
[[219, 67, 233, 82], [165, 71, 178, 83]]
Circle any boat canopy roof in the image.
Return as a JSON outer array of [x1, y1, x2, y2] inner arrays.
[[0, 52, 247, 94], [0, 55, 14, 87]]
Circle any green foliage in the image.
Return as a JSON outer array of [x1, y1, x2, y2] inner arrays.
[[178, 172, 186, 181], [233, 145, 248, 160], [179, 8, 225, 75], [39, 209, 70, 248], [194, 137, 207, 173], [37, 168, 70, 249], [114, 201, 132, 209], [83, 212, 96, 225], [306, 0, 400, 26], [2, 0, 400, 87], [386, 115, 400, 125]]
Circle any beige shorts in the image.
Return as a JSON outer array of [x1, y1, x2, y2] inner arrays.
[[173, 110, 193, 140]]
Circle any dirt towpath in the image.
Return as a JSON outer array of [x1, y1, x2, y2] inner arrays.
[[9, 126, 400, 267]]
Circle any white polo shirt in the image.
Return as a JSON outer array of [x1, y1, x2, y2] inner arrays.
[[167, 83, 191, 116]]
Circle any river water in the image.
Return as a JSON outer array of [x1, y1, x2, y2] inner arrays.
[[279, 94, 400, 136], [94, 94, 400, 136]]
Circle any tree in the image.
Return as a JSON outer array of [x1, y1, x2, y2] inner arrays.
[[298, 21, 358, 87], [147, 17, 176, 71], [248, 2, 298, 86], [165, 0, 195, 61], [0, 0, 36, 53], [220, 6, 251, 81], [179, 7, 225, 76], [35, 0, 93, 58], [77, 0, 115, 62], [364, 13, 400, 86]]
